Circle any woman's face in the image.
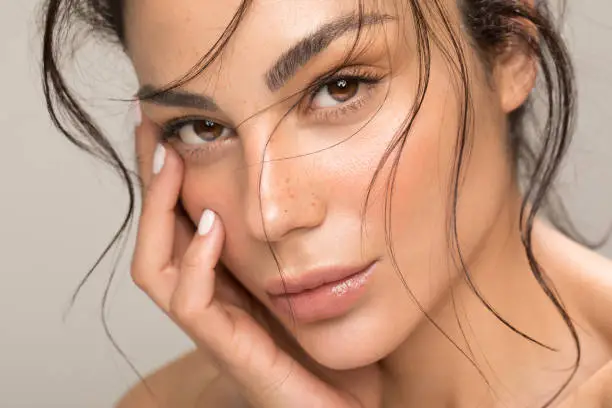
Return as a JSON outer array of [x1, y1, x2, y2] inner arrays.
[[126, 0, 527, 370]]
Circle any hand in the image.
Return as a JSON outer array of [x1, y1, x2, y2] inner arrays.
[[131, 113, 378, 408]]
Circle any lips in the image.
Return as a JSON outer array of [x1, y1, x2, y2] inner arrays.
[[265, 261, 377, 296], [266, 261, 377, 323]]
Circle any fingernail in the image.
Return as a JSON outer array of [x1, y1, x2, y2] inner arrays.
[[198, 209, 216, 236], [134, 100, 142, 127], [153, 144, 166, 175]]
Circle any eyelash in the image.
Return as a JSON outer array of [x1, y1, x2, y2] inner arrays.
[[157, 66, 386, 157]]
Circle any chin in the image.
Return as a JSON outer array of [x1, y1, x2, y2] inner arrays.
[[291, 306, 414, 371]]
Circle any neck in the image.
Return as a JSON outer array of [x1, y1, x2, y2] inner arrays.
[[379, 193, 580, 408]]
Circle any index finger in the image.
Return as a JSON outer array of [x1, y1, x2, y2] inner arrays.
[[131, 122, 185, 309]]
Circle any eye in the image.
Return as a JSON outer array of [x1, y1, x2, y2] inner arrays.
[[176, 119, 232, 145], [311, 77, 361, 109]]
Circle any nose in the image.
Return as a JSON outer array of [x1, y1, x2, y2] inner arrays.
[[241, 125, 327, 243]]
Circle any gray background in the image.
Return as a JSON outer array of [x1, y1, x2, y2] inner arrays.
[[1, 0, 611, 407]]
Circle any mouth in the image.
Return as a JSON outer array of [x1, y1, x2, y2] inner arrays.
[[265, 261, 378, 295], [266, 261, 377, 323]]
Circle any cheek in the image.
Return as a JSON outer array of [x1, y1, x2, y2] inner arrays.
[[181, 168, 235, 223], [366, 58, 475, 312], [381, 70, 513, 310], [179, 164, 267, 290], [180, 166, 251, 267], [385, 98, 459, 307]]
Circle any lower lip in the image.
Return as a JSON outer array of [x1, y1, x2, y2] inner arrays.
[[268, 263, 376, 323]]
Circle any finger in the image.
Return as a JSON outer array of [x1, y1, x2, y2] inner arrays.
[[131, 141, 184, 310], [168, 211, 275, 377], [169, 209, 236, 352], [172, 200, 196, 263], [133, 104, 196, 262]]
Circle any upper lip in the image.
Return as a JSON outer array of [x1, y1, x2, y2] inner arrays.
[[265, 261, 376, 296]]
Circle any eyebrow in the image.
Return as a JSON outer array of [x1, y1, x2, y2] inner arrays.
[[137, 12, 394, 110], [265, 12, 394, 91], [136, 85, 220, 111]]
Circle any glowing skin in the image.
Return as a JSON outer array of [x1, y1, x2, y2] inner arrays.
[[124, 0, 612, 406]]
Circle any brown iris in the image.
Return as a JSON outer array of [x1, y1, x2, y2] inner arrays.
[[193, 120, 225, 141], [327, 78, 359, 102]]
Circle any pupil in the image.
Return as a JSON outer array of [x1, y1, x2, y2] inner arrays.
[[194, 120, 222, 140], [329, 78, 358, 102]]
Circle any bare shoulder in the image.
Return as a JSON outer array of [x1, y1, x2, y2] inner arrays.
[[534, 221, 612, 407], [534, 220, 612, 341], [557, 360, 612, 408], [114, 349, 247, 408]]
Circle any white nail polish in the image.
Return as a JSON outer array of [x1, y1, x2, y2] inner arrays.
[[153, 144, 166, 175], [198, 210, 216, 236], [134, 100, 142, 127]]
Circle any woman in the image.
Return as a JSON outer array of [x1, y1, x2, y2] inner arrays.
[[41, 0, 612, 406]]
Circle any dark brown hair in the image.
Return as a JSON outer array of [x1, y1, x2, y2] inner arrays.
[[40, 0, 604, 406]]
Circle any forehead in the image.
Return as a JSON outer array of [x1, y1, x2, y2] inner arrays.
[[124, 0, 397, 88]]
